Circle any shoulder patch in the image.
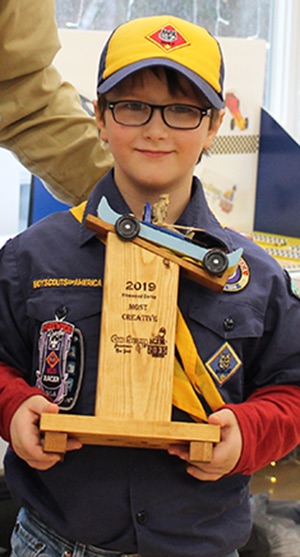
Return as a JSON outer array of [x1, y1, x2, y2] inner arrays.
[[285, 271, 300, 301], [224, 257, 250, 293]]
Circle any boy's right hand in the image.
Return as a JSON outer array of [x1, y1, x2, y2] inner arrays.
[[10, 395, 82, 470]]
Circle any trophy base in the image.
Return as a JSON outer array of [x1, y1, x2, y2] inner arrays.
[[40, 414, 220, 464]]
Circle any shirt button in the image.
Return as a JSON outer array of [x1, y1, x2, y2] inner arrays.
[[136, 510, 148, 524], [35, 543, 44, 551], [64, 551, 73, 557], [223, 317, 235, 331]]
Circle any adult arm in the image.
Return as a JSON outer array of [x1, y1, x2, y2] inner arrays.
[[0, 0, 113, 205]]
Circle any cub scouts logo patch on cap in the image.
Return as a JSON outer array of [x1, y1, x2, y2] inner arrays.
[[206, 342, 241, 385], [147, 24, 190, 52], [224, 257, 250, 293]]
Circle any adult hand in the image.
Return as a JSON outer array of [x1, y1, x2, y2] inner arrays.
[[10, 395, 82, 470]]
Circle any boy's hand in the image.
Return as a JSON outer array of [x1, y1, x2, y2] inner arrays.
[[10, 395, 82, 470], [168, 409, 242, 481]]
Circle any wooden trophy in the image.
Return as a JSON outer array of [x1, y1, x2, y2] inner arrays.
[[40, 211, 225, 463]]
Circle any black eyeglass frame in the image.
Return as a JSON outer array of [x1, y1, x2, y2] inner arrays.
[[106, 100, 212, 130]]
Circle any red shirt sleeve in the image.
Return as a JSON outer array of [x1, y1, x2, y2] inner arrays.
[[0, 361, 46, 443], [224, 384, 300, 475]]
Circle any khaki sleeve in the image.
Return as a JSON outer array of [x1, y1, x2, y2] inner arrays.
[[0, 0, 113, 205]]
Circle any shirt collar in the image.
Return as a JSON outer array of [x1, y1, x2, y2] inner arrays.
[[78, 169, 131, 246]]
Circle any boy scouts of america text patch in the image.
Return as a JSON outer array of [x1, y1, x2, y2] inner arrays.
[[35, 318, 84, 410], [206, 342, 241, 385]]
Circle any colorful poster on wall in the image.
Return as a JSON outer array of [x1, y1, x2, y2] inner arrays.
[[196, 38, 266, 235]]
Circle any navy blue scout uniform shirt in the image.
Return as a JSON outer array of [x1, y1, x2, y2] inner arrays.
[[1, 169, 300, 557]]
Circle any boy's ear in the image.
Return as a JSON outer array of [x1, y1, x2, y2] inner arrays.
[[93, 100, 109, 143], [203, 109, 225, 150]]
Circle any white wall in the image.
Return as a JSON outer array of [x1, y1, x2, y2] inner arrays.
[[0, 153, 22, 470], [268, 0, 300, 143], [0, 149, 22, 242]]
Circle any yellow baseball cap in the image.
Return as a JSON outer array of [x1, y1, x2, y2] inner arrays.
[[97, 15, 224, 109]]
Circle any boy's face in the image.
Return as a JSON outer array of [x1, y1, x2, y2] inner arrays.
[[94, 68, 223, 201]]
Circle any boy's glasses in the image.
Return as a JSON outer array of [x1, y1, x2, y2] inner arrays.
[[107, 100, 212, 130]]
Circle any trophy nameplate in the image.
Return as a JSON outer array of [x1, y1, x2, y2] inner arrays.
[[95, 233, 178, 421]]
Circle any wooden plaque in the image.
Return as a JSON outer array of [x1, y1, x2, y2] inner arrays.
[[40, 223, 220, 462], [96, 232, 179, 421]]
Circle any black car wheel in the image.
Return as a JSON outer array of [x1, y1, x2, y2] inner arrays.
[[115, 215, 140, 240], [203, 249, 228, 275]]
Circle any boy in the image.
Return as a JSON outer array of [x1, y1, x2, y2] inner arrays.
[[1, 15, 300, 557]]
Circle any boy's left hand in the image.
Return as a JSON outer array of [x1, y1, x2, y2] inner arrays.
[[168, 409, 242, 481]]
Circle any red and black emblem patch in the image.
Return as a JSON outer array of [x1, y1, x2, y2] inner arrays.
[[36, 319, 83, 410]]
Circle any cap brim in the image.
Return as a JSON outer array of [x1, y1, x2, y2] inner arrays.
[[97, 58, 224, 109]]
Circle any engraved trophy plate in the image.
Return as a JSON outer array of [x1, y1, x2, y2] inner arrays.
[[96, 233, 179, 421]]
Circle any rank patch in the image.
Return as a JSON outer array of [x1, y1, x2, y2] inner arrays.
[[206, 342, 241, 385], [224, 257, 250, 293], [147, 24, 190, 52]]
